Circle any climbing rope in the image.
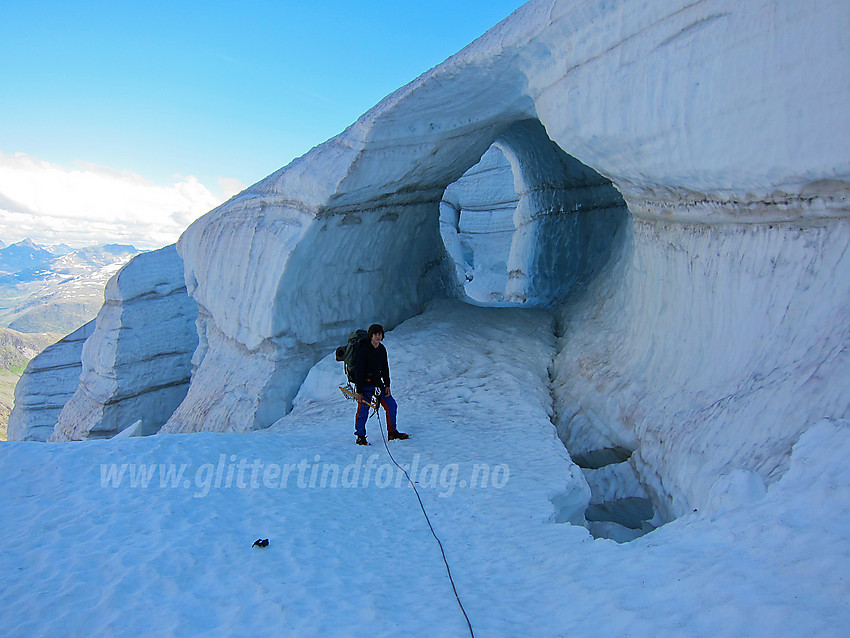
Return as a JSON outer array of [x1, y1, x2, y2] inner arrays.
[[340, 383, 475, 636], [339, 384, 475, 638], [373, 389, 476, 638]]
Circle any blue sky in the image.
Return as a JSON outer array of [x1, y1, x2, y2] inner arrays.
[[0, 1, 527, 248]]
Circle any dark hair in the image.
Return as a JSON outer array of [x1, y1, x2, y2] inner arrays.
[[368, 324, 384, 337]]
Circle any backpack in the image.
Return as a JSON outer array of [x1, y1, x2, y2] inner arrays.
[[335, 329, 368, 384]]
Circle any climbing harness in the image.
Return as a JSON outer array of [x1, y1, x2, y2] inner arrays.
[[340, 383, 475, 637]]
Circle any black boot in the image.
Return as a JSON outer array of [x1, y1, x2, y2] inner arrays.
[[356, 435, 370, 446], [388, 430, 409, 441]]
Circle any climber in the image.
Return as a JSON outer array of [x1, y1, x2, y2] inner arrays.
[[353, 324, 408, 446]]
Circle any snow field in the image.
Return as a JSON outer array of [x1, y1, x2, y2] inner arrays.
[[1, 301, 849, 636]]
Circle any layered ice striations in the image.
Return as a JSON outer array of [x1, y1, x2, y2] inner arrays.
[[552, 218, 850, 521], [7, 321, 94, 442], [47, 246, 198, 440], [440, 121, 628, 305]]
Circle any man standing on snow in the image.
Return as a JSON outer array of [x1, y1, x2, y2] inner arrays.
[[353, 324, 409, 446]]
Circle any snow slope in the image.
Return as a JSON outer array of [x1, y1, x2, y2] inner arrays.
[[1, 302, 848, 636]]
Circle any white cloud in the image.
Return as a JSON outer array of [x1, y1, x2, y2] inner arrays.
[[0, 151, 245, 250]]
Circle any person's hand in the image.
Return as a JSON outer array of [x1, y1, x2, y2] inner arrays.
[[355, 393, 363, 403], [384, 387, 391, 397]]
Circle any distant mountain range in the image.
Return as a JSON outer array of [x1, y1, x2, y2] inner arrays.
[[0, 238, 140, 438], [0, 238, 140, 334]]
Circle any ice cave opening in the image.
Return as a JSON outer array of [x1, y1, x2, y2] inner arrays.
[[438, 119, 629, 309], [438, 119, 655, 541], [439, 145, 517, 304]]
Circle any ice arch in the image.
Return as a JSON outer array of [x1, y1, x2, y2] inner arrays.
[[498, 119, 627, 305], [440, 121, 628, 306], [164, 113, 628, 433]]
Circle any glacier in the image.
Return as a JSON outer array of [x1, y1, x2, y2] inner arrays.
[[7, 320, 94, 441], [5, 0, 849, 620], [49, 245, 197, 441], [2, 303, 849, 634]]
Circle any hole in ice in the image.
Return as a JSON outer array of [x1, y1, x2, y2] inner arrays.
[[571, 446, 633, 470], [439, 118, 628, 308], [439, 145, 517, 304], [585, 497, 655, 530], [559, 445, 658, 542]]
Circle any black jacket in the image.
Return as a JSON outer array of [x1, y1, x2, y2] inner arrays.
[[353, 339, 390, 393]]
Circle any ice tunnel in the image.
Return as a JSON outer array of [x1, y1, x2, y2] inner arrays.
[[440, 119, 628, 307]]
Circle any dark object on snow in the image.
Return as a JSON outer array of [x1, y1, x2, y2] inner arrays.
[[356, 435, 370, 446], [252, 538, 269, 548], [388, 430, 409, 440]]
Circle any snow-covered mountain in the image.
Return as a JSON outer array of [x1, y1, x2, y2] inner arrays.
[[44, 242, 73, 256], [4, 0, 850, 634], [0, 238, 55, 280], [0, 239, 138, 333], [0, 238, 137, 285]]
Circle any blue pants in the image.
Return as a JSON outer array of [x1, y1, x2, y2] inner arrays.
[[354, 387, 397, 437]]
